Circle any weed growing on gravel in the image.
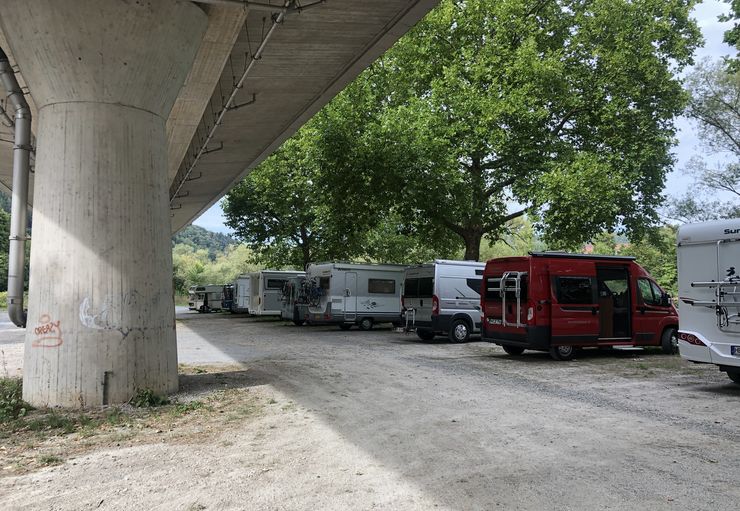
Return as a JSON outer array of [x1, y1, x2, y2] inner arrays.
[[0, 377, 30, 422], [171, 400, 206, 416], [38, 454, 62, 466], [131, 388, 171, 407]]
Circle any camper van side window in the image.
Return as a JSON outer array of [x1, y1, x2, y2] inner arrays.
[[555, 277, 595, 304], [368, 279, 396, 294], [319, 277, 330, 290]]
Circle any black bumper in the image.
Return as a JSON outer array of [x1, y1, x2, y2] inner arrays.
[[481, 325, 551, 350]]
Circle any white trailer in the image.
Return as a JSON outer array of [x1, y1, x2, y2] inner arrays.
[[677, 219, 740, 385], [188, 284, 224, 313], [305, 262, 406, 330], [231, 273, 253, 314], [249, 270, 305, 316]]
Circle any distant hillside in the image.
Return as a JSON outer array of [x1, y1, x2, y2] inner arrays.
[[172, 224, 236, 260]]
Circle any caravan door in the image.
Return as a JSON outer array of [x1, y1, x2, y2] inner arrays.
[[344, 272, 358, 321]]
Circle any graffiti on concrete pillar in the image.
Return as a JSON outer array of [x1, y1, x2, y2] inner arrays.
[[32, 314, 63, 348], [79, 291, 142, 338]]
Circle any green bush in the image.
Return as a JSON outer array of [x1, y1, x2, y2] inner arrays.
[[0, 377, 29, 422]]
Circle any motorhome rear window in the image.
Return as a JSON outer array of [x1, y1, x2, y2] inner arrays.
[[266, 279, 287, 290], [368, 279, 396, 294], [319, 277, 330, 290], [555, 277, 595, 304], [404, 277, 433, 297]]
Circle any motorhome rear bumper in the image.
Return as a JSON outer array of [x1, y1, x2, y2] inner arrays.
[[481, 325, 551, 350]]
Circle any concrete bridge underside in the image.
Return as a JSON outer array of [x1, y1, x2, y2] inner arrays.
[[0, 0, 437, 407]]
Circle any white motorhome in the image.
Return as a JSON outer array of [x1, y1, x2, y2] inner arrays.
[[231, 273, 253, 313], [249, 270, 305, 316], [305, 262, 406, 330], [677, 219, 740, 385], [280, 275, 310, 325], [403, 260, 485, 342], [188, 284, 224, 313]]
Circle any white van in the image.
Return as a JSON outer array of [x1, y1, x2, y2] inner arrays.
[[677, 219, 740, 385], [305, 262, 406, 330], [249, 270, 305, 316], [403, 260, 485, 342]]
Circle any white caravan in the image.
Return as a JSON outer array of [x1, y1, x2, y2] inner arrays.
[[188, 284, 224, 313], [231, 274, 253, 313], [403, 260, 485, 342], [677, 219, 740, 385], [305, 262, 406, 330], [249, 270, 305, 316]]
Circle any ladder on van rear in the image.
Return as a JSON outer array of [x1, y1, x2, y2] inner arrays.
[[487, 271, 527, 328]]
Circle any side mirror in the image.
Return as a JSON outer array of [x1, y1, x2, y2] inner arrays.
[[660, 293, 671, 307]]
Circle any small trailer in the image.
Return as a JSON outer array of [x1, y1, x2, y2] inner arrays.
[[280, 275, 310, 325], [403, 260, 485, 342], [188, 284, 225, 313], [305, 262, 406, 330], [248, 270, 305, 316], [677, 219, 740, 385], [481, 252, 678, 360], [231, 273, 253, 313]]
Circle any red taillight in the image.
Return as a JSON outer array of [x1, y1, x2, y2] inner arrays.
[[432, 295, 439, 316], [678, 332, 706, 346]]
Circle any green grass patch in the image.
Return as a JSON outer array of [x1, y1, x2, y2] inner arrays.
[[130, 388, 170, 408]]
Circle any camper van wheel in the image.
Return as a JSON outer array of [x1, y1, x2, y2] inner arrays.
[[727, 371, 740, 386], [339, 323, 352, 331], [358, 318, 374, 331], [449, 320, 470, 343], [416, 329, 435, 341], [549, 345, 575, 361], [660, 327, 678, 355], [502, 345, 525, 356]]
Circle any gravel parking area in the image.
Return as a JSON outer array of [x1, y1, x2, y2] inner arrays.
[[1, 308, 739, 510]]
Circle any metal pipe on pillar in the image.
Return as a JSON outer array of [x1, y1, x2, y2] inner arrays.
[[0, 47, 31, 328]]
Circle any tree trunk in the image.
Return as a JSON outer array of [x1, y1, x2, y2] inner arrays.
[[299, 225, 311, 269], [462, 230, 483, 261]]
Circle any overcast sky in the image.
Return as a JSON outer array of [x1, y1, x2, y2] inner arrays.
[[194, 0, 737, 234]]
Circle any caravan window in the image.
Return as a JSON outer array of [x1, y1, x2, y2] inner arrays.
[[266, 279, 287, 290], [485, 275, 527, 302], [404, 278, 419, 297], [637, 278, 663, 306], [368, 278, 396, 294], [319, 277, 330, 290]]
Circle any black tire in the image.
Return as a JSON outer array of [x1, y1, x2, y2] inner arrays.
[[503, 345, 525, 356], [339, 323, 352, 331], [358, 318, 374, 331], [661, 327, 678, 355], [448, 319, 471, 343], [550, 345, 575, 361], [416, 329, 436, 341], [727, 371, 740, 386]]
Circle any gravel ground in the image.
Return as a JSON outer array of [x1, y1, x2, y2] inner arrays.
[[1, 308, 739, 510]]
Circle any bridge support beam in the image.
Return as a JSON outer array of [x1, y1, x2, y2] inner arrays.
[[0, 0, 207, 407]]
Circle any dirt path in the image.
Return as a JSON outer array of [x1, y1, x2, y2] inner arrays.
[[1, 310, 739, 510]]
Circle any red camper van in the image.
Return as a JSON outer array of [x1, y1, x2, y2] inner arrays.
[[481, 252, 679, 360]]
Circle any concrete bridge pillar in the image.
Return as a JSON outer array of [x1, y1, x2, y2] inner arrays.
[[0, 0, 207, 407]]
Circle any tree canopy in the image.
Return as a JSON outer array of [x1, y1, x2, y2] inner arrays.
[[225, 0, 702, 264]]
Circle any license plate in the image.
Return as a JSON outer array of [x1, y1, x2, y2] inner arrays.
[[732, 346, 740, 356], [488, 318, 502, 325]]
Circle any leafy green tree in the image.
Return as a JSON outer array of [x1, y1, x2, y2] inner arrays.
[[669, 61, 740, 222], [172, 224, 235, 261], [721, 0, 740, 71], [0, 208, 8, 291], [359, 0, 700, 259], [171, 243, 258, 295]]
